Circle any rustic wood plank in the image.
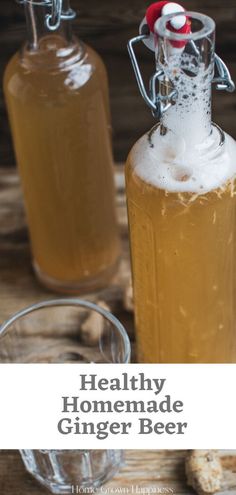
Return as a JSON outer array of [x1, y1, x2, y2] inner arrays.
[[0, 0, 236, 165], [0, 450, 236, 494]]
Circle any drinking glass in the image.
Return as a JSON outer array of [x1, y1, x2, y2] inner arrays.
[[0, 298, 131, 494]]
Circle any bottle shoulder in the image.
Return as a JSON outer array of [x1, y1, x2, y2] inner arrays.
[[4, 38, 107, 99], [85, 43, 107, 74]]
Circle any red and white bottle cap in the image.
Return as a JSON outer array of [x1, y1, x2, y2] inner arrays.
[[139, 1, 191, 51]]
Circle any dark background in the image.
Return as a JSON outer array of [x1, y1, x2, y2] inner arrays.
[[0, 0, 236, 165]]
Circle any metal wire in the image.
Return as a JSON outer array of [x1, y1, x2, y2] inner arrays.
[[45, 0, 62, 30], [16, 0, 76, 29], [127, 34, 235, 119], [128, 35, 157, 113], [16, 0, 51, 4], [213, 54, 235, 92]]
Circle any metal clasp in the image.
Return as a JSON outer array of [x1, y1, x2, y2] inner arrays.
[[213, 54, 235, 92], [46, 0, 76, 31], [128, 34, 177, 118], [128, 34, 235, 119], [16, 0, 76, 30], [45, 0, 62, 30]]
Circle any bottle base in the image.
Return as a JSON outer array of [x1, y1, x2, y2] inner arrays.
[[33, 258, 120, 295]]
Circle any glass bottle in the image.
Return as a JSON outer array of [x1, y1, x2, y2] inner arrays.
[[126, 8, 236, 363], [4, 0, 120, 293]]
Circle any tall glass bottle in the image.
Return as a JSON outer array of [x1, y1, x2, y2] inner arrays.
[[4, 0, 120, 293], [126, 7, 236, 363]]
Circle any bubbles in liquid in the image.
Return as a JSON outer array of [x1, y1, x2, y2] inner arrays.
[[162, 52, 213, 148], [130, 52, 236, 194]]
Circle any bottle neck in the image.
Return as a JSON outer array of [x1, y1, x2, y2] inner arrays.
[[154, 12, 215, 154], [159, 57, 213, 151], [24, 0, 73, 51]]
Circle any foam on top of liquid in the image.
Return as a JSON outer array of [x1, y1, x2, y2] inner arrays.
[[161, 52, 213, 149], [130, 51, 236, 194], [130, 126, 236, 194]]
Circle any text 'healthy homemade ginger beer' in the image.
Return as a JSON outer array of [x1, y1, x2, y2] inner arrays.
[[126, 2, 236, 362]]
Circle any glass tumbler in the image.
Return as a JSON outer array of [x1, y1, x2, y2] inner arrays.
[[0, 298, 131, 494]]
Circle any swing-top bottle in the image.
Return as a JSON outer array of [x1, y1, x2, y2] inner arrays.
[[126, 3, 236, 363], [4, 0, 120, 293]]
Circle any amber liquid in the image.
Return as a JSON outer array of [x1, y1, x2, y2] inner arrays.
[[126, 157, 236, 363], [4, 37, 120, 292]]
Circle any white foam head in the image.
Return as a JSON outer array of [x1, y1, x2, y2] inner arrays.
[[129, 51, 236, 194], [130, 127, 236, 194]]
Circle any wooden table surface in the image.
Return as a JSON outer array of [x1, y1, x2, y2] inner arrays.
[[0, 450, 236, 495], [0, 167, 236, 493]]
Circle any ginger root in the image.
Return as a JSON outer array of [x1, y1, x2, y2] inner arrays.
[[81, 301, 111, 346], [185, 450, 223, 495]]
